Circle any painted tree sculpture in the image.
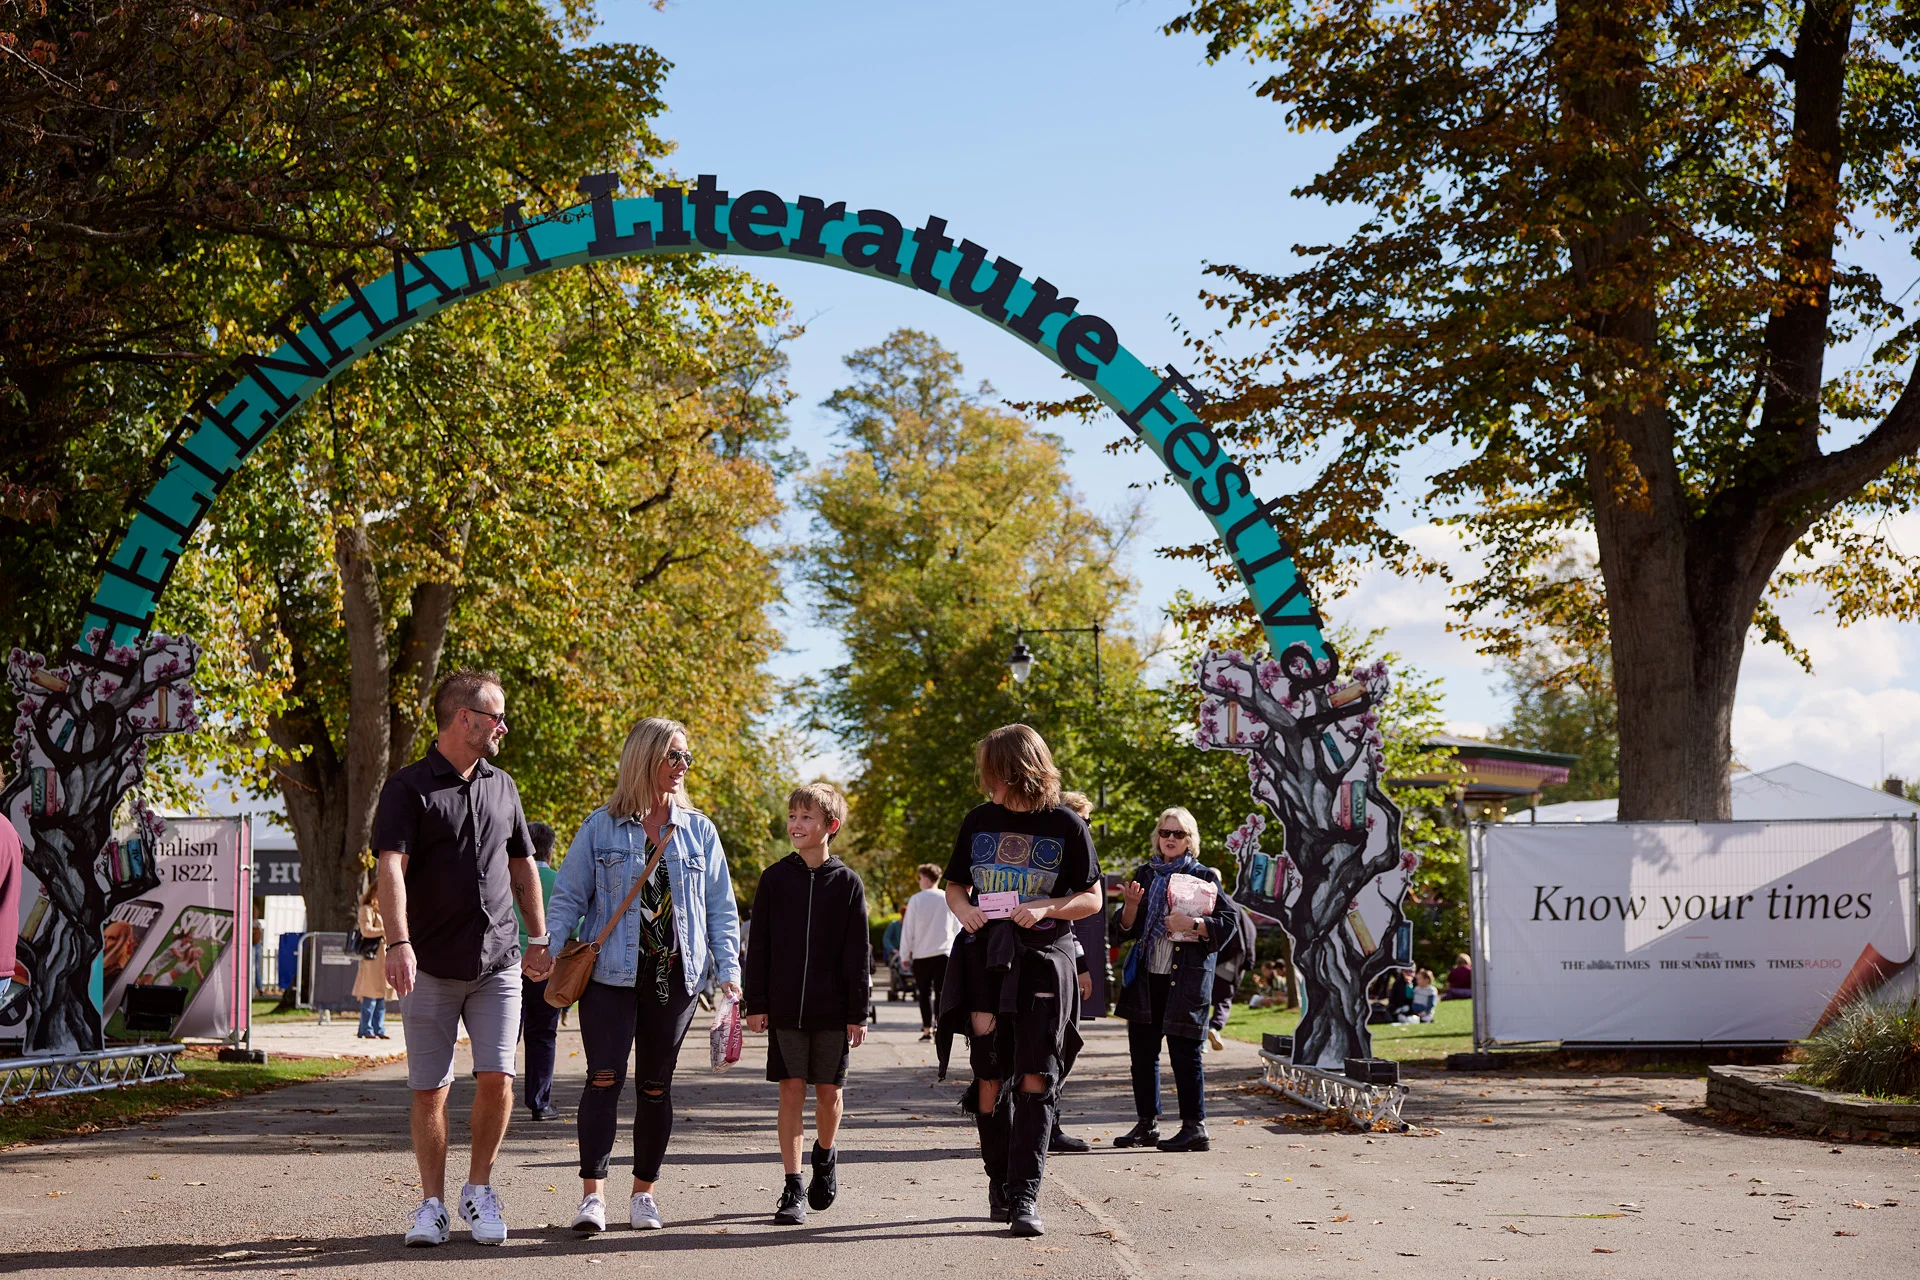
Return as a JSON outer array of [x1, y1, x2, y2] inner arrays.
[[1195, 644, 1414, 1070], [2, 635, 199, 1054]]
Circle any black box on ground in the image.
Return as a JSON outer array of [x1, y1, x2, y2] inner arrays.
[[1343, 1056, 1399, 1085], [1262, 1033, 1293, 1057]]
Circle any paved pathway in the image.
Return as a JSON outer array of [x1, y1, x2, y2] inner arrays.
[[2, 997, 1917, 1278]]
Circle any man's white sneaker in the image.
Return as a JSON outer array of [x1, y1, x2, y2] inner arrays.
[[404, 1197, 450, 1247], [1206, 1027, 1226, 1052], [573, 1192, 608, 1233], [459, 1182, 509, 1246], [630, 1190, 664, 1229]]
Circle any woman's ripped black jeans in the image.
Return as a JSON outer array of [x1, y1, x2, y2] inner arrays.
[[576, 962, 699, 1182]]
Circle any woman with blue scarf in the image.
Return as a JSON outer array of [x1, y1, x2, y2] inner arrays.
[[1110, 807, 1236, 1152]]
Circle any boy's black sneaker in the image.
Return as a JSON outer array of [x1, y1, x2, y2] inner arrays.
[[1008, 1181, 1044, 1237], [987, 1180, 1011, 1223], [807, 1142, 838, 1210], [1113, 1118, 1160, 1148], [774, 1177, 807, 1226], [1157, 1122, 1210, 1152], [1048, 1125, 1090, 1153]]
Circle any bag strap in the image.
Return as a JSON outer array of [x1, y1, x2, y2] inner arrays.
[[588, 827, 669, 951]]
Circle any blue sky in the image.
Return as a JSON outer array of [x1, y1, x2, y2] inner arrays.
[[597, 1, 1920, 789]]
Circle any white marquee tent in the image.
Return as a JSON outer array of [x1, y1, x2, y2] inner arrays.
[[1507, 761, 1920, 823]]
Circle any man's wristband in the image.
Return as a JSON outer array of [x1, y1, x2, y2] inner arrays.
[[389, 940, 412, 950]]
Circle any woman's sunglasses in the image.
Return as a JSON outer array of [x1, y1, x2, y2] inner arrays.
[[1157, 829, 1188, 841], [665, 749, 694, 768]]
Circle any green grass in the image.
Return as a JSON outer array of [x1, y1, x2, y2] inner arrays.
[[250, 998, 402, 1024], [1222, 997, 1476, 1063], [0, 1050, 369, 1149]]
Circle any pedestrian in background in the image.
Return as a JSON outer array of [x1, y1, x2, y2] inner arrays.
[[532, 718, 741, 1235], [897, 862, 958, 1041], [374, 669, 551, 1248], [1111, 807, 1235, 1153], [353, 878, 392, 1039], [517, 821, 561, 1120]]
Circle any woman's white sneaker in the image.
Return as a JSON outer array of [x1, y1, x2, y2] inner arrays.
[[404, 1197, 450, 1246], [630, 1191, 664, 1229], [459, 1182, 509, 1245], [573, 1192, 608, 1233]]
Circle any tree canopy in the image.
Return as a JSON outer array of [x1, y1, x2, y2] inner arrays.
[[1166, 0, 1920, 818]]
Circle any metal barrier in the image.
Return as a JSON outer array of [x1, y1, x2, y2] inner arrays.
[[1259, 1051, 1410, 1130], [0, 1042, 186, 1104]]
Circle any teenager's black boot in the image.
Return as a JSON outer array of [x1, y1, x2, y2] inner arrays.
[[1157, 1121, 1211, 1152], [774, 1175, 807, 1225], [1113, 1117, 1160, 1148], [1048, 1124, 1090, 1153], [808, 1141, 839, 1210], [987, 1179, 1011, 1223], [1008, 1180, 1045, 1237]]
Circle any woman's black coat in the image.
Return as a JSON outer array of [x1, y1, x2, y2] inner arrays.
[[1110, 860, 1236, 1040]]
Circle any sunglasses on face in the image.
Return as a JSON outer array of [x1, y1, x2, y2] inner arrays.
[[665, 749, 694, 768], [465, 707, 506, 727], [1157, 829, 1188, 841]]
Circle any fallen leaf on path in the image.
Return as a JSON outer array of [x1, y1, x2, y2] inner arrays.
[[1331, 1215, 1350, 1223], [147, 1174, 161, 1180], [185, 1181, 206, 1187], [1835, 1231, 1857, 1237], [1850, 1201, 1870, 1209], [547, 1185, 557, 1192], [1593, 1248, 1617, 1254]]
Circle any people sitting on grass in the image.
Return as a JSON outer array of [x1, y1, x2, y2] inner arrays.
[[1444, 952, 1473, 1000], [1405, 968, 1439, 1022]]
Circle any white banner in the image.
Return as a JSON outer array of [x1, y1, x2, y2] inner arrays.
[[1476, 820, 1918, 1044], [101, 816, 251, 1042]]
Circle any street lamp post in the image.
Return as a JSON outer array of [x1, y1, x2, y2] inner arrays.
[[1006, 623, 1106, 832]]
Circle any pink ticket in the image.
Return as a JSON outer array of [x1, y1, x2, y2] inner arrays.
[[978, 891, 1021, 920]]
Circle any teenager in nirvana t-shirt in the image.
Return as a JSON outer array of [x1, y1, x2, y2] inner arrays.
[[942, 805, 1098, 949]]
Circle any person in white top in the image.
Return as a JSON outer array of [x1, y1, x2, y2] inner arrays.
[[897, 863, 961, 1040]]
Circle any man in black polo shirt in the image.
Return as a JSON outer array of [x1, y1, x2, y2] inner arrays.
[[374, 669, 551, 1248]]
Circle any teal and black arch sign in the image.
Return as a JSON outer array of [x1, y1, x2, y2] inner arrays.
[[82, 175, 1327, 664]]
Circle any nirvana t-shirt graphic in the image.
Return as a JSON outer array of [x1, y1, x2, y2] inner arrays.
[[945, 803, 1100, 944]]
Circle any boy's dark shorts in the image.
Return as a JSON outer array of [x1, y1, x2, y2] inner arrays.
[[768, 1027, 850, 1086]]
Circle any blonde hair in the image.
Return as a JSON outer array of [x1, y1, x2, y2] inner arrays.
[[1059, 791, 1093, 819], [1155, 806, 1200, 856], [788, 782, 848, 834], [609, 717, 688, 819], [975, 724, 1061, 809]]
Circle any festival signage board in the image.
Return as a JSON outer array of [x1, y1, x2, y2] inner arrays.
[[1473, 819, 1919, 1045], [100, 817, 251, 1042]]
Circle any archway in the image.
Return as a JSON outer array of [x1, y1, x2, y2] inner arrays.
[[8, 176, 1410, 1068]]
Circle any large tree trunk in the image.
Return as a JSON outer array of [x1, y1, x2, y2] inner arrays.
[[264, 516, 465, 932]]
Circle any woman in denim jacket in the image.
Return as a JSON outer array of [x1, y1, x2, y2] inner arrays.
[[529, 717, 741, 1234]]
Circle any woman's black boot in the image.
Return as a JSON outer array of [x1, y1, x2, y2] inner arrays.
[[1113, 1117, 1160, 1148], [1157, 1121, 1210, 1152], [988, 1179, 1011, 1223]]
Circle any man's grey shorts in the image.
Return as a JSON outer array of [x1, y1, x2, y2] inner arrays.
[[404, 966, 521, 1091]]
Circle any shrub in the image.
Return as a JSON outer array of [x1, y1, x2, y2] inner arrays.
[[1798, 997, 1920, 1101]]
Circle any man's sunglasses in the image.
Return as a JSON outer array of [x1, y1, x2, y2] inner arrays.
[[464, 707, 507, 727], [1157, 828, 1188, 841], [666, 749, 694, 768]]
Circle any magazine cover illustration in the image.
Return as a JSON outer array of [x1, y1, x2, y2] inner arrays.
[[104, 904, 234, 1039], [102, 897, 165, 992]]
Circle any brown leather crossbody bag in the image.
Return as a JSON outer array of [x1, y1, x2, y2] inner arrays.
[[544, 832, 666, 1009]]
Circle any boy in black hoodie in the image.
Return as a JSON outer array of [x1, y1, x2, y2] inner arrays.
[[743, 782, 870, 1226]]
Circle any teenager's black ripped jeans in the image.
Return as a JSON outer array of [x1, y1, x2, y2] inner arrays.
[[576, 963, 699, 1182]]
